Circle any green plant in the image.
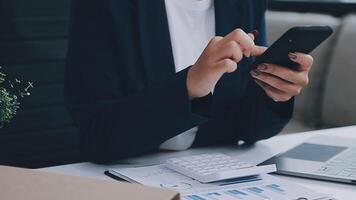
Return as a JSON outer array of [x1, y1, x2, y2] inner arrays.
[[0, 66, 33, 128]]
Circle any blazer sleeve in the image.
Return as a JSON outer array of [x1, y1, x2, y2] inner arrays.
[[65, 0, 211, 163]]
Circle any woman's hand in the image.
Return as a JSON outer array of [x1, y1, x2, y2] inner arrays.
[[187, 29, 266, 99], [250, 52, 313, 102]]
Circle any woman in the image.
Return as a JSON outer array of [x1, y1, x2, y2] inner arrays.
[[65, 0, 313, 163]]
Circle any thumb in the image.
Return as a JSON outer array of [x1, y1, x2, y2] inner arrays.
[[214, 59, 238, 79], [251, 45, 267, 57]]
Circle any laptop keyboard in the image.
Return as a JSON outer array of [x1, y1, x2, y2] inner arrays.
[[315, 147, 356, 179]]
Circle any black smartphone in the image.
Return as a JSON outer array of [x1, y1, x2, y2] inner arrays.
[[250, 26, 333, 70]]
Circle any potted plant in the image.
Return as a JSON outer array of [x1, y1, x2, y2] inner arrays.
[[0, 66, 33, 128]]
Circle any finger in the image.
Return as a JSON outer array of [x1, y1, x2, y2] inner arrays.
[[250, 70, 301, 96], [215, 41, 243, 62], [248, 33, 255, 40], [256, 63, 308, 86], [251, 46, 267, 57], [216, 59, 238, 75], [200, 36, 224, 61], [248, 30, 260, 40], [255, 79, 292, 102], [288, 52, 314, 71], [208, 36, 224, 46], [213, 59, 238, 85], [220, 28, 255, 57]]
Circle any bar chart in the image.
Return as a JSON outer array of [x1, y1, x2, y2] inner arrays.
[[112, 164, 329, 200], [184, 183, 298, 200]]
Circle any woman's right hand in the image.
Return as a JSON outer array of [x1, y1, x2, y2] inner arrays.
[[187, 28, 266, 99]]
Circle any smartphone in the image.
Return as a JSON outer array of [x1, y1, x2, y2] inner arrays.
[[250, 26, 333, 70]]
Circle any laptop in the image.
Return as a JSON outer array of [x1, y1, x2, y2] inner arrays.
[[260, 135, 356, 184]]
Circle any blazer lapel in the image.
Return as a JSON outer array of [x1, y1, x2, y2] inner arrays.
[[136, 0, 176, 83], [215, 0, 250, 36]]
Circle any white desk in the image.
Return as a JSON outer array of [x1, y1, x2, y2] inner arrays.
[[43, 126, 356, 199]]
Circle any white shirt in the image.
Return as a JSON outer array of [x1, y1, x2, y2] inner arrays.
[[160, 0, 215, 150]]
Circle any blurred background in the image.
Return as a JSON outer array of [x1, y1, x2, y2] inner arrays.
[[0, 0, 355, 168]]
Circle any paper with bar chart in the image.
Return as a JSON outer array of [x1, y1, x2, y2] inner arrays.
[[110, 165, 333, 200]]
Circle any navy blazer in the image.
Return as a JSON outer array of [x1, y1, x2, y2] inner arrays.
[[65, 0, 293, 163]]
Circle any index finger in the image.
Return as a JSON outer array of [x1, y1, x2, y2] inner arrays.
[[248, 33, 255, 40], [248, 30, 259, 40], [220, 28, 255, 57]]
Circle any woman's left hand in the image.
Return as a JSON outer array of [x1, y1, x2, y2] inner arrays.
[[250, 52, 313, 102]]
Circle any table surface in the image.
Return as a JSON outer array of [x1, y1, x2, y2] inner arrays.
[[42, 126, 356, 199]]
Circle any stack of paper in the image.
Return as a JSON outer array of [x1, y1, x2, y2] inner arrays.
[[109, 165, 334, 200]]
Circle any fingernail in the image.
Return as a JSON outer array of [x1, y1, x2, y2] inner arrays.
[[251, 30, 259, 38], [257, 63, 268, 71], [288, 52, 298, 60], [250, 70, 260, 77]]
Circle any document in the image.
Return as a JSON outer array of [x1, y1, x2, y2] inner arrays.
[[109, 165, 334, 200]]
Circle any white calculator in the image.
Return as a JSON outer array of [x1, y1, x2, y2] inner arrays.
[[166, 153, 276, 183]]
